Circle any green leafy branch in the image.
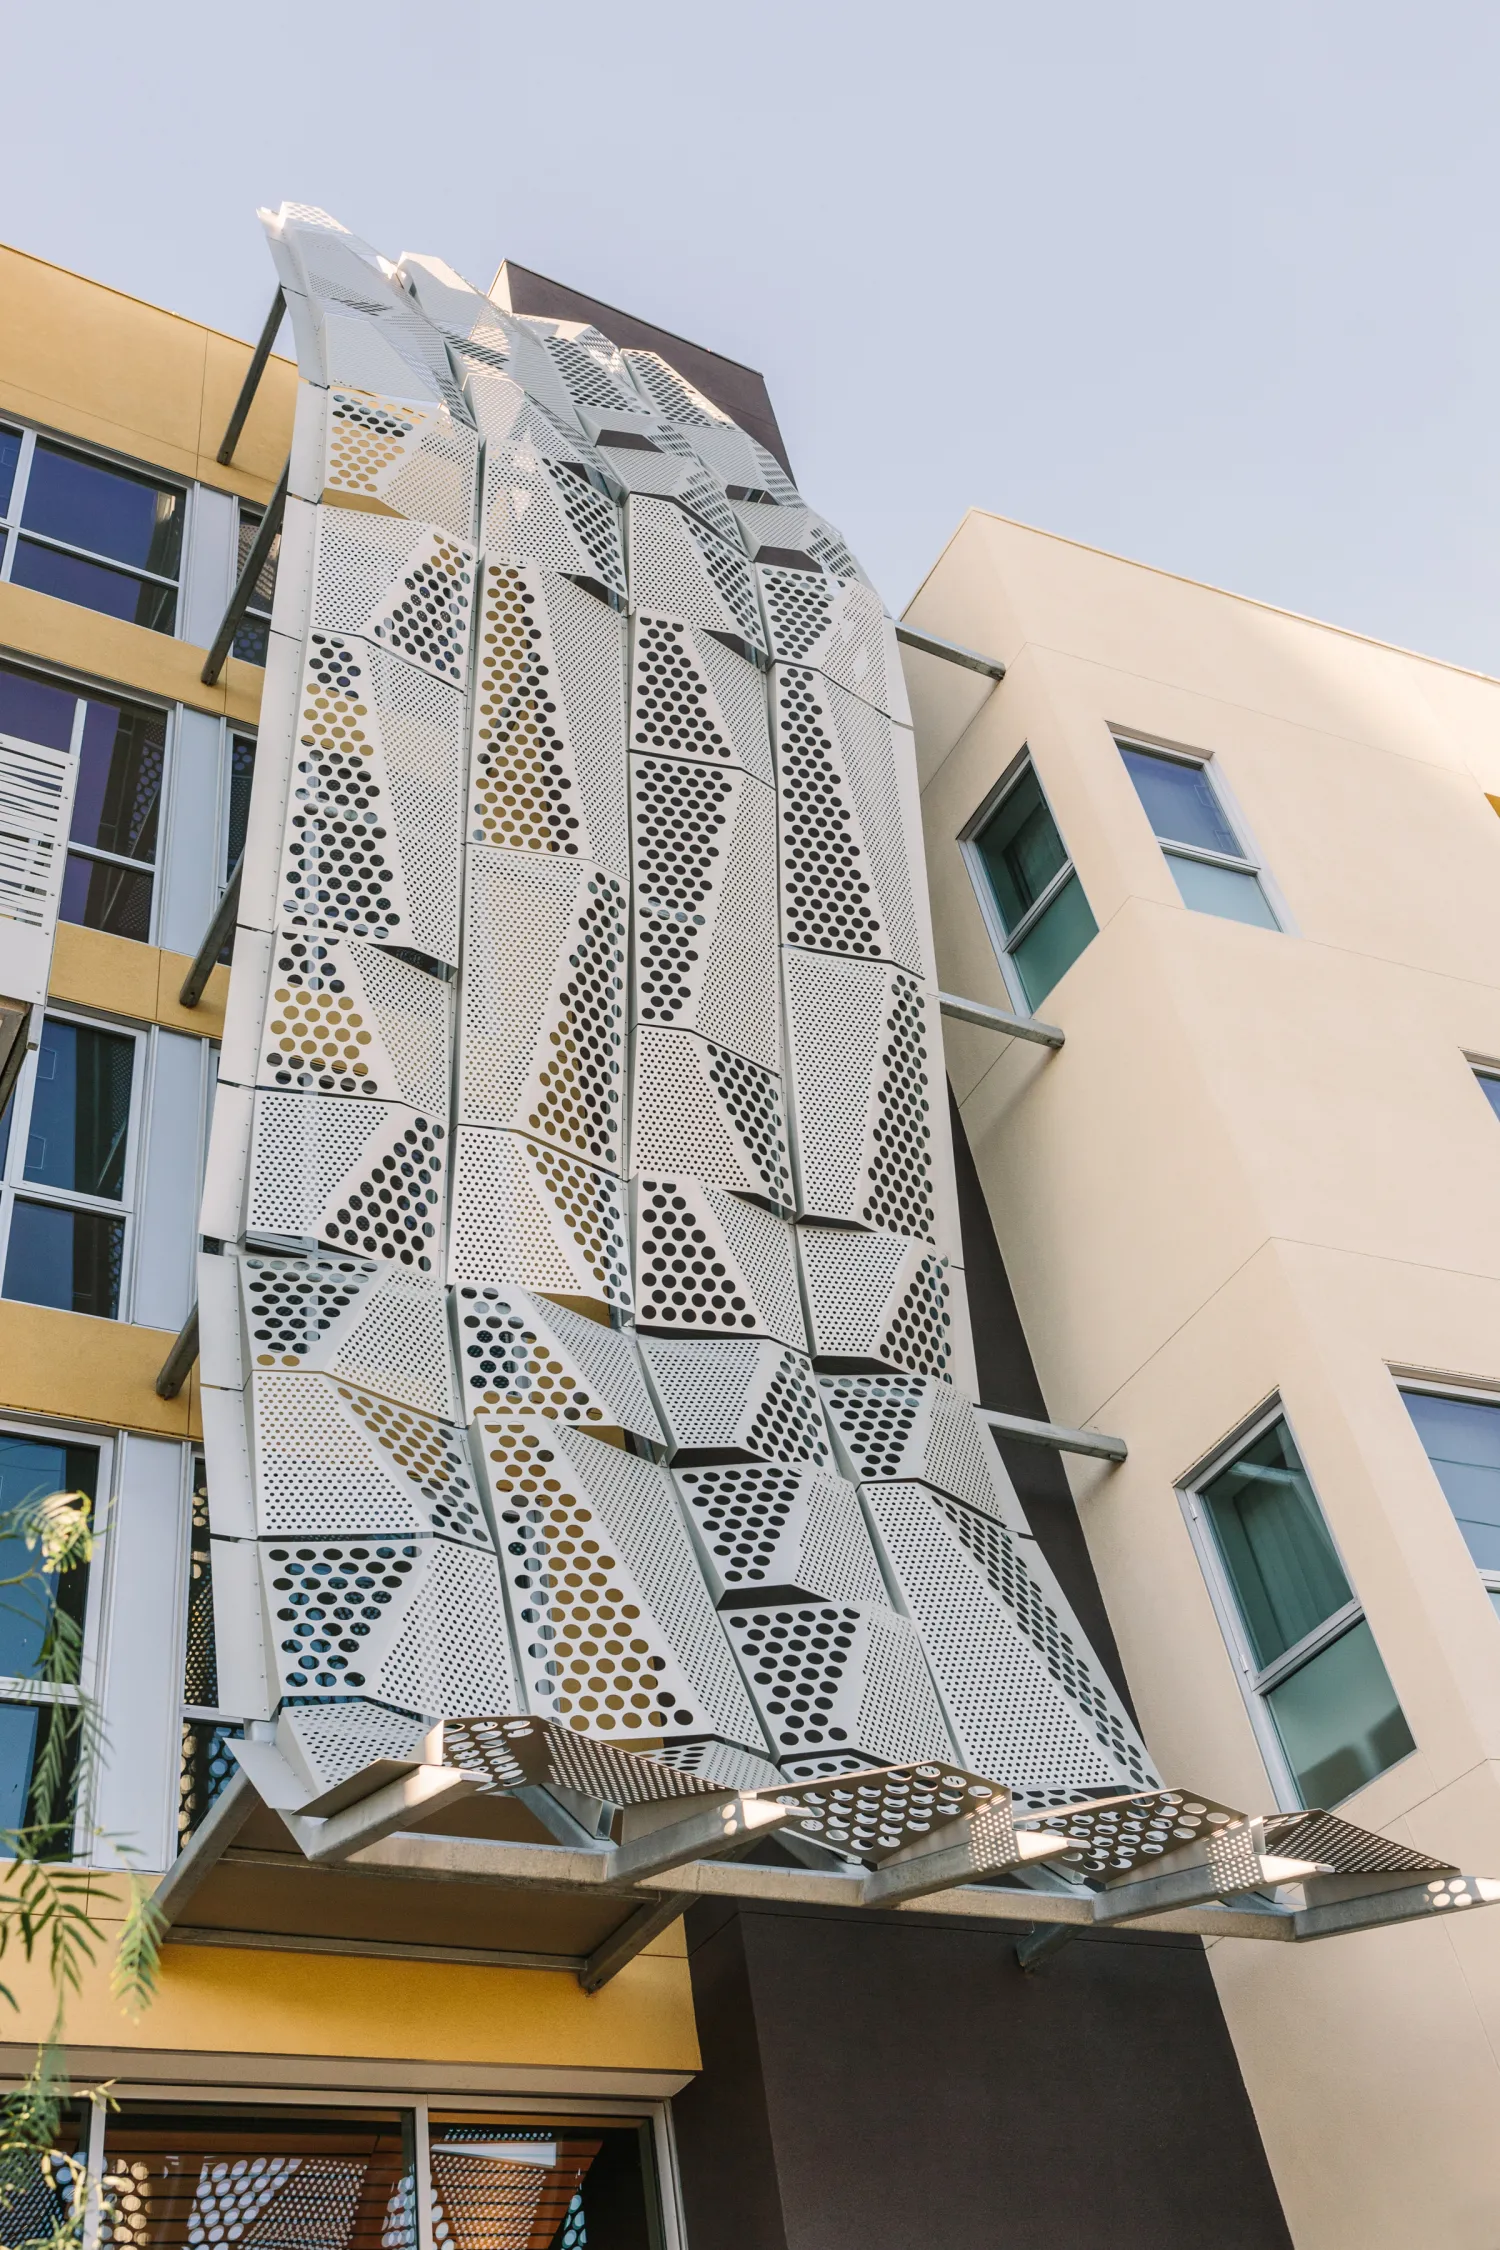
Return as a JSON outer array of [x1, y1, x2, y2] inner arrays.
[[0, 1489, 166, 2246]]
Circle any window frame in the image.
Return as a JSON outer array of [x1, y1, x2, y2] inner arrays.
[[76, 2088, 687, 2250], [1112, 731, 1287, 930], [0, 1006, 147, 1324], [0, 650, 173, 946], [959, 749, 1093, 1012], [1177, 1397, 1403, 1810], [0, 419, 185, 634], [1398, 1373, 1500, 1610], [0, 1413, 113, 1858]]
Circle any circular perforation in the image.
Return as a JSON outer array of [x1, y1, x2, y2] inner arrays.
[[336, 1387, 486, 1542], [777, 671, 883, 956], [471, 566, 581, 853], [726, 1603, 857, 1752], [486, 1418, 691, 1734], [244, 1253, 366, 1367], [330, 1119, 444, 1271], [1027, 1791, 1233, 1880], [526, 877, 625, 1162], [373, 534, 473, 682], [633, 617, 732, 759], [862, 977, 934, 1238], [637, 1180, 754, 1332], [267, 1540, 418, 1691], [458, 1289, 608, 1425], [680, 1463, 801, 1587]]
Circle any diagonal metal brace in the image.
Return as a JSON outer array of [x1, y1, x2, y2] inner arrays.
[[202, 463, 287, 685]]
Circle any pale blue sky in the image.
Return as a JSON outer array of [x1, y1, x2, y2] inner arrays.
[[8, 0, 1498, 669]]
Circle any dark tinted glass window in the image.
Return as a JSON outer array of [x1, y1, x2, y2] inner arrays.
[[71, 698, 164, 861], [0, 659, 78, 752], [1199, 1418, 1352, 1670], [23, 1019, 134, 1199], [0, 1431, 95, 1681], [231, 506, 279, 667], [59, 854, 154, 941], [0, 427, 21, 518], [10, 539, 176, 633], [22, 441, 183, 578], [1475, 1074, 1500, 1128], [1120, 746, 1242, 856], [1403, 1391, 1500, 1571], [226, 735, 256, 875], [974, 768, 1069, 932], [3, 1200, 125, 1319]]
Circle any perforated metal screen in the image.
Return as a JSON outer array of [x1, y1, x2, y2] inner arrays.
[[195, 203, 1155, 1808]]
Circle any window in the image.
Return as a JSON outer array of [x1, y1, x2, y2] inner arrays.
[[0, 659, 166, 942], [96, 2102, 667, 2247], [964, 759, 1098, 1008], [0, 1013, 140, 1319], [1116, 737, 1280, 929], [0, 421, 182, 633], [231, 501, 279, 664], [179, 1454, 242, 1846], [1402, 1389, 1500, 1618], [1474, 1068, 1500, 1128], [1185, 1412, 1414, 1806], [0, 1428, 98, 1849]]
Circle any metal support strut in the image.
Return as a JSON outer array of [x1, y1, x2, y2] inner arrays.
[[155, 1303, 200, 1400], [179, 855, 242, 1007], [217, 289, 286, 466]]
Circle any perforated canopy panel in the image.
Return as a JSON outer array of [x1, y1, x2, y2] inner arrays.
[[196, 204, 1157, 1814]]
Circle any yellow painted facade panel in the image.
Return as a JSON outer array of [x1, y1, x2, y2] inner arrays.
[[0, 242, 293, 501], [0, 1298, 200, 1437], [0, 1881, 699, 2080], [49, 921, 229, 1038], [0, 580, 264, 725]]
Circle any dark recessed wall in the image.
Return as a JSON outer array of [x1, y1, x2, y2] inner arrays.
[[673, 1898, 1292, 2250], [492, 260, 792, 476]]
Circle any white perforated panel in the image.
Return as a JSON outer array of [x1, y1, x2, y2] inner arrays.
[[449, 1128, 632, 1311], [622, 350, 734, 432], [241, 929, 450, 1110], [630, 1027, 791, 1211], [321, 389, 479, 541], [247, 1093, 447, 1274], [627, 496, 765, 656], [260, 1532, 515, 1711], [723, 1598, 953, 1767], [279, 630, 465, 966], [732, 502, 867, 587], [469, 562, 628, 875], [799, 1227, 952, 1381], [679, 421, 800, 507], [631, 756, 779, 1071], [483, 446, 626, 599], [453, 1285, 662, 1440], [773, 666, 925, 976], [240, 1253, 458, 1420], [265, 207, 467, 417], [475, 1412, 766, 1749], [249, 1372, 491, 1546], [635, 1179, 805, 1347], [865, 1481, 1155, 1801], [639, 1337, 831, 1466], [309, 513, 476, 686], [630, 613, 772, 784], [758, 567, 902, 716], [676, 1463, 887, 1608], [276, 1698, 431, 1792], [782, 950, 938, 1239], [459, 847, 626, 1167], [820, 1375, 1025, 1529]]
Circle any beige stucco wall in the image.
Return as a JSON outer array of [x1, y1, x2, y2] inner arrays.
[[908, 512, 1500, 2249]]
